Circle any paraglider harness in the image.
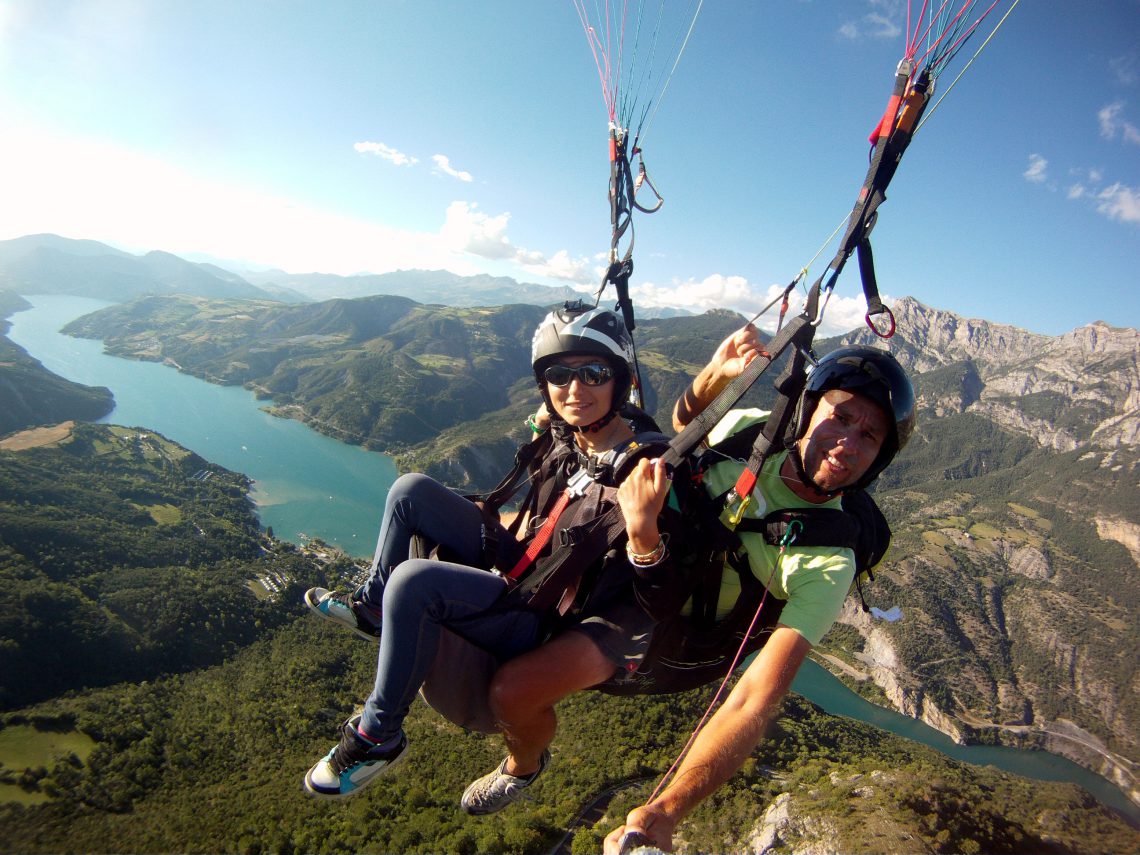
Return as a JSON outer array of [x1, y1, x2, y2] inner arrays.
[[470, 407, 674, 621], [419, 283, 891, 729], [594, 285, 891, 696]]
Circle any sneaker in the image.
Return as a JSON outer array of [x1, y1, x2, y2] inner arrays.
[[304, 586, 381, 642], [303, 715, 407, 799], [460, 749, 551, 815]]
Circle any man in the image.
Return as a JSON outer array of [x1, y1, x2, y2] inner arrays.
[[604, 325, 915, 853]]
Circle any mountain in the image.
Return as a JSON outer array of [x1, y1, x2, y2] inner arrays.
[[0, 234, 279, 303], [242, 267, 585, 307], [0, 426, 1136, 852], [48, 292, 1140, 808]]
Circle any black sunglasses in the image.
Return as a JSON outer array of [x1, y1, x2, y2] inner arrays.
[[543, 362, 614, 387]]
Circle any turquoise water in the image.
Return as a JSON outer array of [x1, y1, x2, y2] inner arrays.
[[6, 294, 1138, 825], [6, 295, 397, 558], [792, 659, 1139, 825]]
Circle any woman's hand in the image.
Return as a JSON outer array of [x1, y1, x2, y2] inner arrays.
[[616, 457, 672, 555], [533, 402, 551, 430]]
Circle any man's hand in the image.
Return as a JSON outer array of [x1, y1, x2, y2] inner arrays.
[[603, 804, 675, 854], [710, 323, 765, 382], [674, 323, 767, 431]]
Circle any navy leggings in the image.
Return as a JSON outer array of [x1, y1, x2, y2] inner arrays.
[[357, 473, 540, 740]]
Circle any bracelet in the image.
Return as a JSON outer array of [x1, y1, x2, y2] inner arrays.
[[525, 414, 547, 435], [627, 534, 669, 567]]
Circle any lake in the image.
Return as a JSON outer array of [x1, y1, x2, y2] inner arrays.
[[5, 294, 397, 558], [5, 293, 1138, 825]]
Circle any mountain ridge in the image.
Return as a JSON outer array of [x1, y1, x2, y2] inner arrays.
[[1, 272, 1137, 813]]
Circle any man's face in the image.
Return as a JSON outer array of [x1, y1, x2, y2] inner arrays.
[[797, 389, 890, 494]]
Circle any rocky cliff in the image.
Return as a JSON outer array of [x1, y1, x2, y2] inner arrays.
[[821, 297, 1139, 807]]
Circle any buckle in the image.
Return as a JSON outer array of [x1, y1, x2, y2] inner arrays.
[[565, 467, 593, 498]]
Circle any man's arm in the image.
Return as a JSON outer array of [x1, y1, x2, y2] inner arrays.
[[604, 626, 812, 854], [672, 324, 765, 432]]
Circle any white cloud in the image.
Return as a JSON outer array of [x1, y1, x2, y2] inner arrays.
[[440, 201, 593, 284], [431, 154, 473, 183], [625, 275, 877, 337], [1067, 184, 1086, 200], [865, 13, 901, 39], [0, 128, 494, 275], [1023, 154, 1048, 184], [1095, 183, 1140, 225], [1098, 101, 1140, 145], [354, 140, 418, 166], [1110, 53, 1138, 87], [517, 248, 594, 283], [440, 201, 514, 259], [838, 1, 902, 41]]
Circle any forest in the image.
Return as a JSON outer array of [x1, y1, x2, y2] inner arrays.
[[0, 422, 1137, 853]]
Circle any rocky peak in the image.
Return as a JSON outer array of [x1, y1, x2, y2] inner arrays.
[[834, 297, 1138, 449]]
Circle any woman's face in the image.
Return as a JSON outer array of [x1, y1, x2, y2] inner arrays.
[[544, 354, 616, 428]]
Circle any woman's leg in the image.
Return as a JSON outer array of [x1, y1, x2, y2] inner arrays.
[[487, 631, 617, 775], [358, 557, 540, 742], [362, 473, 487, 602]]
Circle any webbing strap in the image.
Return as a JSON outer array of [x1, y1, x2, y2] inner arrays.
[[731, 341, 810, 503], [814, 61, 931, 330], [665, 307, 818, 468], [506, 489, 572, 581]]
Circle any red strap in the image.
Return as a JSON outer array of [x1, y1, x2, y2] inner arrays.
[[732, 467, 758, 503], [506, 490, 572, 581]]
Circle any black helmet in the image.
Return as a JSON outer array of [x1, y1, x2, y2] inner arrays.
[[531, 301, 635, 408], [794, 345, 916, 489]]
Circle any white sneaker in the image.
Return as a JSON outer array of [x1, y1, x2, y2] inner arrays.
[[460, 750, 550, 815]]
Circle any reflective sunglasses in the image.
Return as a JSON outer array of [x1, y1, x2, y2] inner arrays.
[[543, 362, 614, 387]]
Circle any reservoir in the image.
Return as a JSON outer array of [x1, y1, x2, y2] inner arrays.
[[5, 294, 1138, 825], [5, 295, 397, 557]]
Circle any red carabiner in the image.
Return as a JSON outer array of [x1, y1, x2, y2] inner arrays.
[[865, 305, 896, 339]]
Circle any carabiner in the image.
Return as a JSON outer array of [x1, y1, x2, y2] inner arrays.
[[725, 490, 754, 528], [778, 519, 803, 553], [865, 305, 896, 338]]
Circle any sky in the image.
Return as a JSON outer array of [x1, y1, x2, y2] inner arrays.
[[0, 0, 1137, 337]]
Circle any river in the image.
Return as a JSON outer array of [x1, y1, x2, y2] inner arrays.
[[5, 294, 1137, 825]]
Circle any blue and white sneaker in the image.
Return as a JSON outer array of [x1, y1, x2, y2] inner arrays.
[[304, 586, 382, 642], [303, 715, 407, 799]]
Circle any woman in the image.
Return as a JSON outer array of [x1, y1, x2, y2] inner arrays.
[[301, 302, 682, 804]]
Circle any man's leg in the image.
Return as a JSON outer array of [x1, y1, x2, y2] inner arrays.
[[491, 631, 616, 772], [460, 631, 616, 814]]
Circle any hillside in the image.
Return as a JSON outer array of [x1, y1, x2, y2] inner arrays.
[[0, 429, 1135, 853], [0, 293, 115, 436], [0, 422, 323, 709], [47, 292, 1140, 808]]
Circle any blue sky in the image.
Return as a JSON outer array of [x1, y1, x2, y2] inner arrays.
[[0, 1, 1136, 336]]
